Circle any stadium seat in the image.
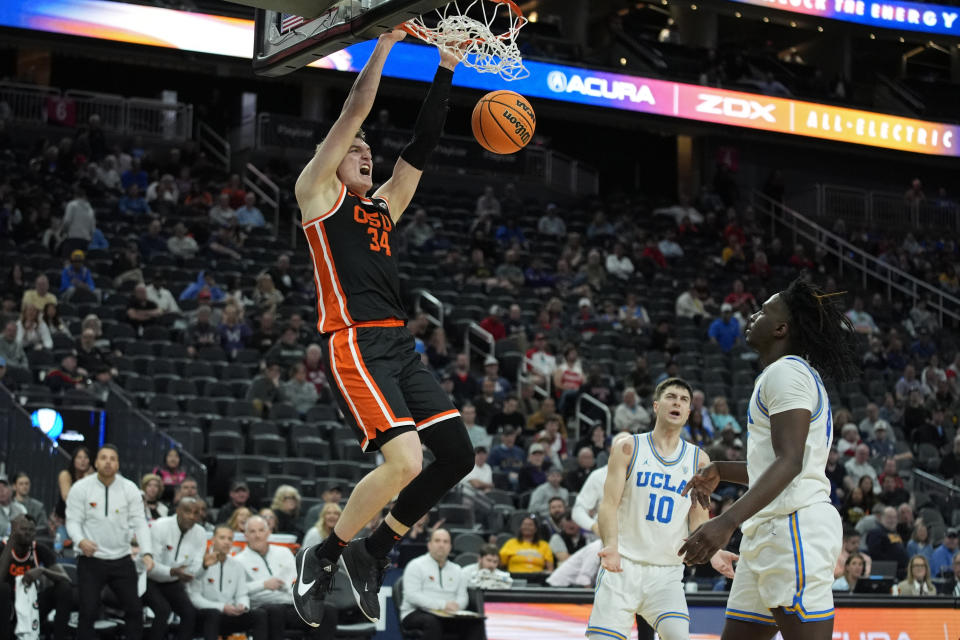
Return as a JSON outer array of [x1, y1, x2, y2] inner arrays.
[[166, 427, 203, 455], [208, 431, 243, 455], [236, 455, 270, 477], [452, 532, 484, 554], [282, 458, 316, 479], [454, 552, 479, 567], [252, 434, 287, 457], [297, 439, 331, 461]]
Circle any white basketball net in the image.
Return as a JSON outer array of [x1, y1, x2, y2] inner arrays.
[[402, 0, 528, 81]]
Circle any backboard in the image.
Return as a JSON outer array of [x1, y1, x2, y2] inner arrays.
[[248, 0, 451, 77]]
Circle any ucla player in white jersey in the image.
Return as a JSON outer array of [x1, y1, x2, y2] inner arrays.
[[680, 278, 860, 640], [588, 378, 737, 640]]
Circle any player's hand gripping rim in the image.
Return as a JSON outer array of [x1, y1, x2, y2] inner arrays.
[[680, 462, 720, 510], [597, 545, 622, 573]]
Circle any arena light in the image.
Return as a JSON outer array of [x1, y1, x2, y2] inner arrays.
[[31, 408, 64, 443], [723, 0, 960, 37], [1, 0, 958, 157]]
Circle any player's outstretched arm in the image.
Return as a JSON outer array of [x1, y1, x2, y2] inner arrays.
[[296, 30, 405, 202], [596, 433, 633, 573], [684, 450, 739, 578], [679, 407, 809, 566], [681, 460, 749, 510], [375, 45, 461, 221]]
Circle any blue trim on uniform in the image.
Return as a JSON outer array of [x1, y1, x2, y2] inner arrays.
[[594, 567, 605, 594], [647, 434, 686, 466], [784, 356, 824, 422], [724, 609, 777, 625], [692, 446, 700, 472], [653, 611, 690, 629], [756, 384, 770, 417], [585, 626, 627, 640], [625, 435, 640, 479]]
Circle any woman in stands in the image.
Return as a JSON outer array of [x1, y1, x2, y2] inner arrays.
[[54, 446, 95, 538], [270, 484, 305, 541], [141, 473, 168, 521], [252, 273, 283, 314], [907, 518, 934, 564], [43, 303, 70, 337], [831, 553, 864, 592], [227, 507, 252, 533], [303, 503, 342, 548], [709, 395, 742, 433], [897, 555, 937, 596], [840, 486, 867, 525], [153, 447, 186, 503], [499, 515, 554, 575], [17, 303, 53, 350]]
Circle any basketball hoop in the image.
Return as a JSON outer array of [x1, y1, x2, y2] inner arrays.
[[401, 0, 528, 81]]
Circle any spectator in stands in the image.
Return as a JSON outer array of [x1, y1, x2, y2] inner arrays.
[[167, 222, 199, 259], [939, 435, 960, 483], [209, 193, 235, 228], [482, 356, 512, 400], [835, 528, 871, 578], [16, 303, 52, 350], [144, 499, 205, 640], [867, 506, 909, 578], [302, 344, 329, 401], [859, 403, 887, 442], [549, 512, 586, 566], [908, 297, 937, 335], [723, 279, 756, 311], [721, 236, 747, 271], [400, 528, 483, 640], [564, 447, 595, 493], [487, 395, 523, 438], [141, 474, 168, 521], [45, 353, 84, 392], [404, 208, 435, 249], [463, 544, 513, 590], [261, 255, 296, 298], [675, 281, 708, 321], [553, 345, 584, 416], [448, 352, 477, 405], [179, 271, 225, 303], [60, 186, 95, 258], [846, 297, 879, 335], [460, 444, 494, 497], [0, 322, 26, 370], [10, 473, 44, 526], [709, 396, 741, 434], [618, 292, 650, 334], [519, 443, 550, 492], [529, 467, 568, 517], [475, 185, 500, 218], [867, 421, 896, 458], [878, 472, 909, 508], [487, 427, 524, 486], [657, 230, 684, 260], [145, 277, 180, 315], [931, 528, 959, 578], [183, 306, 218, 357], [236, 516, 336, 639], [495, 219, 527, 249], [605, 242, 634, 281], [121, 157, 148, 191], [235, 193, 266, 229], [21, 274, 57, 312], [303, 502, 341, 548], [280, 362, 318, 416], [907, 518, 933, 565], [707, 303, 740, 353], [524, 332, 557, 382], [952, 553, 960, 596], [266, 325, 306, 368], [578, 251, 606, 293], [221, 174, 246, 209], [250, 311, 279, 354], [526, 396, 564, 438], [59, 250, 97, 302], [126, 283, 162, 334], [684, 390, 714, 445], [904, 178, 925, 205], [537, 203, 565, 237], [613, 387, 651, 433], [472, 377, 502, 428], [188, 525, 269, 640], [857, 476, 878, 511], [269, 485, 304, 541], [152, 448, 186, 504], [586, 210, 615, 244], [479, 306, 507, 341], [118, 183, 150, 217], [832, 553, 864, 593], [218, 304, 251, 356], [66, 445, 153, 640], [217, 482, 251, 525], [138, 220, 167, 260], [0, 475, 27, 534], [898, 555, 936, 596], [247, 359, 285, 417], [227, 507, 252, 534], [499, 515, 554, 574]]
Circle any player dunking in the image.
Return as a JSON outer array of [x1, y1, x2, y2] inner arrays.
[[291, 31, 474, 626], [680, 278, 860, 640], [588, 378, 737, 640]]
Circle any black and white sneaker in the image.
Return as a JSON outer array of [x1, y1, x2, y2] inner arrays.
[[292, 545, 337, 627], [339, 540, 390, 622]]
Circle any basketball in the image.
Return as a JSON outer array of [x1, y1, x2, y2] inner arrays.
[[471, 90, 536, 154]]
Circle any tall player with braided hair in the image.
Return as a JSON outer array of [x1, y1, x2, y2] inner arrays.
[[680, 277, 860, 640]]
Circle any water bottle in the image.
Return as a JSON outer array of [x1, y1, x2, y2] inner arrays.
[[54, 529, 65, 554]]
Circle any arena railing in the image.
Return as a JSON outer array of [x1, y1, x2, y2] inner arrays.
[[244, 161, 281, 233], [752, 189, 960, 326], [0, 82, 194, 140], [197, 119, 231, 170], [414, 289, 445, 328], [812, 183, 960, 234], [517, 355, 552, 405], [0, 384, 72, 522], [104, 384, 208, 498], [575, 392, 612, 442], [465, 322, 495, 368]]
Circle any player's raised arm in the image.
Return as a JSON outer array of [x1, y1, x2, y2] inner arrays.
[[374, 45, 461, 221], [596, 433, 634, 573], [295, 30, 406, 202]]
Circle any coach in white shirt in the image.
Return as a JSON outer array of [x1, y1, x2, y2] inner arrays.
[[188, 525, 269, 640], [66, 444, 154, 640], [400, 528, 485, 640], [144, 498, 206, 640], [235, 516, 336, 640], [571, 465, 607, 536]]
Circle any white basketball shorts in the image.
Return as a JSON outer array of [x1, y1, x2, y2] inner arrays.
[[586, 559, 690, 640]]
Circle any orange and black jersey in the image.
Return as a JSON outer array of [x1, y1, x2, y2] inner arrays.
[[302, 182, 407, 334]]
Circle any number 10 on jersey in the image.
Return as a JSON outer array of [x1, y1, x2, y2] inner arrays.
[[645, 494, 675, 523]]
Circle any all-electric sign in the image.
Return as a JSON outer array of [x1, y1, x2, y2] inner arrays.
[[727, 0, 960, 36]]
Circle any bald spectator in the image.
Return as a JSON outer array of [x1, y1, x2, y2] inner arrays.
[[209, 193, 235, 227], [235, 193, 266, 228], [866, 506, 909, 579], [613, 387, 652, 433], [845, 444, 880, 493], [126, 283, 162, 334], [21, 275, 57, 312], [528, 468, 568, 516]]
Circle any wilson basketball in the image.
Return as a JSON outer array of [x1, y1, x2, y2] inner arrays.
[[471, 90, 536, 154]]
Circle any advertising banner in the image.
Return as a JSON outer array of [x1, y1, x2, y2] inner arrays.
[[724, 0, 960, 38], [484, 601, 960, 640], [2, 0, 958, 157]]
